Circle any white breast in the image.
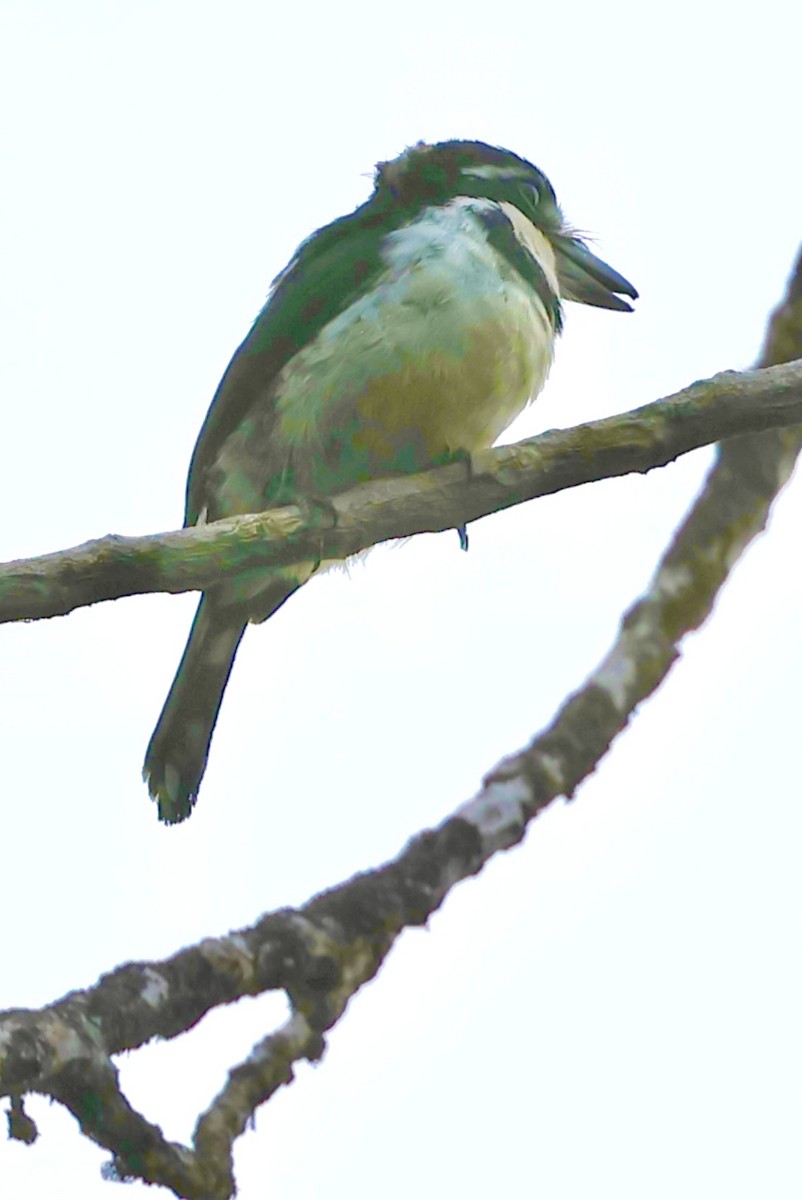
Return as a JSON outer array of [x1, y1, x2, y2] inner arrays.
[[274, 198, 558, 456]]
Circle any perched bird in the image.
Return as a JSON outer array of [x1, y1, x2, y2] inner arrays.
[[144, 139, 637, 823]]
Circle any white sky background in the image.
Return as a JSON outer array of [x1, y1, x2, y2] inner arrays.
[[2, 1, 801, 1196]]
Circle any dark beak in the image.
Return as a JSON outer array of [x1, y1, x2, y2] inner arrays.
[[555, 237, 638, 312]]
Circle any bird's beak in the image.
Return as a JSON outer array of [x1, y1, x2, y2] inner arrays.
[[554, 236, 638, 312]]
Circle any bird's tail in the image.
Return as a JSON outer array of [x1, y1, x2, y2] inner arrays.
[[145, 571, 304, 822], [143, 595, 247, 823]]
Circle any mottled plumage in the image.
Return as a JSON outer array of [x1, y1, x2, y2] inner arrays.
[[144, 139, 637, 822]]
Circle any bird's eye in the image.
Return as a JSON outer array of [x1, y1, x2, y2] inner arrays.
[[513, 183, 540, 214]]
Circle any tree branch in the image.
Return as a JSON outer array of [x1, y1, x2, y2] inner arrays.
[[2, 358, 802, 624], [3, 250, 801, 1199]]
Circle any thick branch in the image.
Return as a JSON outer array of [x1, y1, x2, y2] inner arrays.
[[2, 358, 802, 623]]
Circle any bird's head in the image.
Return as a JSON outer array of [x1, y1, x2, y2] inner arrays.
[[375, 140, 637, 313]]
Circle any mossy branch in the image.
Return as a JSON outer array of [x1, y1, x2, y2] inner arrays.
[[2, 357, 802, 624]]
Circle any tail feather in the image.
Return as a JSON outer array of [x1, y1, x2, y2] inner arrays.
[[145, 574, 303, 823], [144, 596, 246, 823]]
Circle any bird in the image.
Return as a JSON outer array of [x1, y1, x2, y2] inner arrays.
[[144, 139, 638, 823]]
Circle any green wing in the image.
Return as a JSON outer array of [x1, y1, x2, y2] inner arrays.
[[184, 196, 397, 525]]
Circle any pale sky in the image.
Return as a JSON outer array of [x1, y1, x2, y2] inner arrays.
[[2, 2, 801, 1197]]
